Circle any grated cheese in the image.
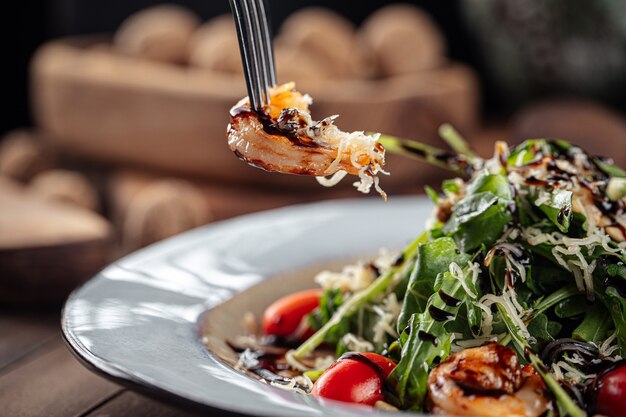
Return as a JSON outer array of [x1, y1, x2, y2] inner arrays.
[[316, 170, 348, 187], [480, 289, 533, 343], [314, 263, 376, 293], [284, 350, 313, 372], [314, 249, 394, 293], [474, 301, 494, 336], [341, 333, 374, 352], [449, 262, 477, 299], [269, 374, 313, 394], [371, 293, 401, 344]]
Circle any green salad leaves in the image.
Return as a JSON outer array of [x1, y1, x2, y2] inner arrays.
[[293, 135, 626, 416]]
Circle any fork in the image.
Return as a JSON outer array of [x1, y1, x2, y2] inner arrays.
[[229, 0, 277, 111]]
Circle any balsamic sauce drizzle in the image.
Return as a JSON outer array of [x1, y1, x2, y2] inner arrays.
[[418, 330, 439, 346], [230, 105, 318, 148], [428, 305, 455, 322], [438, 289, 461, 307]]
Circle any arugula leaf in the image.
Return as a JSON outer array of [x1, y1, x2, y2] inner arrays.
[[442, 178, 461, 194], [554, 295, 587, 318], [572, 302, 611, 344], [389, 264, 480, 410], [443, 173, 513, 252], [307, 289, 353, 348], [507, 139, 548, 166], [534, 189, 573, 233], [397, 237, 470, 332], [443, 192, 512, 252], [467, 172, 512, 200], [593, 259, 626, 355], [424, 185, 439, 203], [527, 313, 561, 349], [593, 156, 626, 178]]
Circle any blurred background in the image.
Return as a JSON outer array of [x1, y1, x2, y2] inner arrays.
[[2, 0, 626, 306]]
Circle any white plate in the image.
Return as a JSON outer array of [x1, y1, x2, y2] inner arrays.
[[62, 196, 432, 416]]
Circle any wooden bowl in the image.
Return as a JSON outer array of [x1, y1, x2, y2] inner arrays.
[[0, 177, 113, 306]]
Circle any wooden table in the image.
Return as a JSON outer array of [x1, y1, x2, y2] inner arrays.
[[0, 309, 216, 416]]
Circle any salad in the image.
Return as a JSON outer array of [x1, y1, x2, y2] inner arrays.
[[225, 86, 626, 416]]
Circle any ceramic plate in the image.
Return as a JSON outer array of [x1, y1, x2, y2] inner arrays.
[[62, 196, 432, 416]]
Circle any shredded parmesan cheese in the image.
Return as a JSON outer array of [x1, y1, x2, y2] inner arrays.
[[449, 262, 477, 299], [316, 170, 348, 187], [371, 293, 401, 344], [285, 350, 312, 372], [341, 333, 374, 352], [480, 290, 533, 343]]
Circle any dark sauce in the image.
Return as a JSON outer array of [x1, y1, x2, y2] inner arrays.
[[399, 143, 472, 177], [524, 176, 549, 187], [557, 205, 571, 224], [392, 253, 405, 267], [597, 257, 626, 298], [368, 262, 381, 277], [400, 143, 428, 159], [428, 305, 455, 321], [605, 274, 626, 298], [505, 267, 514, 288], [595, 197, 625, 217], [523, 346, 537, 363], [521, 157, 545, 169], [418, 330, 439, 346], [230, 105, 317, 148], [438, 289, 461, 307], [541, 338, 599, 366]]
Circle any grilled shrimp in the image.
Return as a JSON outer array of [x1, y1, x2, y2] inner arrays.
[[227, 82, 386, 195], [427, 343, 551, 417]]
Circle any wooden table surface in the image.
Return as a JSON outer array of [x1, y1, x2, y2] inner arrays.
[[0, 309, 220, 417]]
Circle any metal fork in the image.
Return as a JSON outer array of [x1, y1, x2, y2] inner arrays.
[[229, 0, 277, 111]]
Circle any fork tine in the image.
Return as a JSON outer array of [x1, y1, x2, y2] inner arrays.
[[246, 0, 270, 106], [229, 0, 263, 110], [251, 0, 277, 88]]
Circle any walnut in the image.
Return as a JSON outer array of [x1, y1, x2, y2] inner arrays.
[[29, 169, 100, 212], [114, 4, 200, 64], [0, 130, 55, 182], [122, 179, 211, 252]]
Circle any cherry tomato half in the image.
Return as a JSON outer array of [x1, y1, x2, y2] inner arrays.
[[311, 352, 397, 406], [262, 289, 321, 339], [594, 361, 626, 417]]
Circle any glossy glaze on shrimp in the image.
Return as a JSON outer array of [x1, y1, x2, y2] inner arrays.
[[227, 82, 386, 195], [427, 343, 551, 417]]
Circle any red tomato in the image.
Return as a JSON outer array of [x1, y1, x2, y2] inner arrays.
[[311, 352, 397, 406], [594, 361, 626, 417], [262, 289, 321, 338]]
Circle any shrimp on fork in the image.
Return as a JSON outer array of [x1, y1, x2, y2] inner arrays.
[[227, 82, 387, 197], [427, 343, 552, 417]]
